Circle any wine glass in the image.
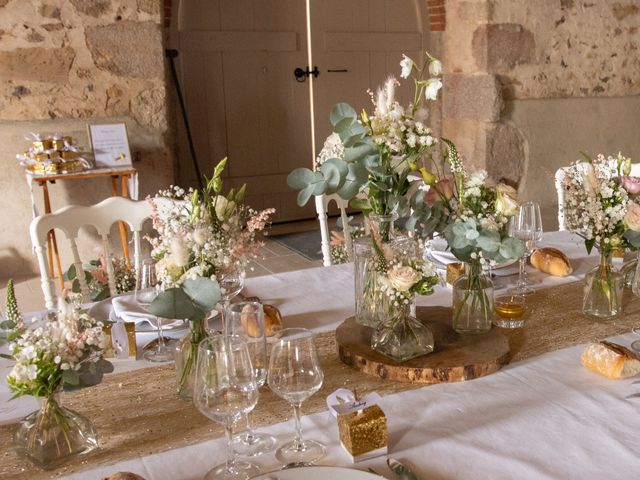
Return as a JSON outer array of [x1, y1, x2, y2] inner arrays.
[[209, 267, 246, 334], [137, 259, 173, 362], [226, 302, 277, 456], [268, 328, 326, 466], [510, 201, 543, 295], [194, 335, 261, 479]]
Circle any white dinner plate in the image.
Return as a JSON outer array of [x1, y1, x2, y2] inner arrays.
[[426, 238, 517, 270], [251, 466, 384, 480]]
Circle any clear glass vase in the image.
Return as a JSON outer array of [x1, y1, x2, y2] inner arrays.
[[354, 213, 397, 328], [14, 392, 98, 469], [175, 319, 207, 400], [371, 303, 434, 362], [452, 261, 494, 334], [583, 251, 624, 318]]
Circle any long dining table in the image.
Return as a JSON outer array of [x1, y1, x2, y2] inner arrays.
[[1, 230, 640, 479]]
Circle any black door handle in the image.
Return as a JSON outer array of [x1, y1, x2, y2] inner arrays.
[[294, 66, 320, 82]]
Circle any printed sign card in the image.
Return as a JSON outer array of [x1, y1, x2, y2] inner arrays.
[[88, 123, 132, 168]]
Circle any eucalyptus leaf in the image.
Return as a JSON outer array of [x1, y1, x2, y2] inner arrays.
[[287, 168, 319, 189], [297, 184, 316, 206], [149, 288, 199, 320], [183, 277, 221, 311], [624, 230, 640, 248], [330, 102, 357, 127], [337, 163, 368, 200], [62, 370, 80, 386], [320, 162, 343, 192], [476, 230, 501, 252], [338, 122, 366, 147], [343, 141, 376, 163]]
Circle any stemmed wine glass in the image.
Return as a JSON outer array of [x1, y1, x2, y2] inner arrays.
[[268, 328, 326, 465], [137, 259, 173, 362], [225, 302, 277, 456], [510, 201, 543, 295], [208, 267, 246, 334], [194, 335, 261, 480]]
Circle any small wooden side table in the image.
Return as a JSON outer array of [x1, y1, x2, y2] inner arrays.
[[28, 167, 138, 291]]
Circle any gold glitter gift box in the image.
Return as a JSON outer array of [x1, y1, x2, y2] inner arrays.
[[336, 403, 388, 462], [103, 322, 137, 358]]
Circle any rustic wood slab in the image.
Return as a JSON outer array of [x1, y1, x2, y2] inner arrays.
[[336, 306, 510, 384]]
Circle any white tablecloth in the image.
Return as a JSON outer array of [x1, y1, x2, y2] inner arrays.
[[2, 231, 640, 479]]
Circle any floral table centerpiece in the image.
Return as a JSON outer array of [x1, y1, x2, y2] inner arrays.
[[410, 141, 525, 333], [1, 287, 113, 468], [288, 52, 443, 335], [148, 158, 274, 398], [369, 238, 440, 361], [63, 256, 136, 302], [560, 152, 639, 318]]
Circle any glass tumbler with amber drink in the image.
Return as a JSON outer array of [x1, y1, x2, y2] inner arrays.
[[493, 294, 527, 328]]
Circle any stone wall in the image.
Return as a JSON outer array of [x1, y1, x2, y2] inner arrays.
[[443, 0, 640, 228], [0, 0, 173, 278]]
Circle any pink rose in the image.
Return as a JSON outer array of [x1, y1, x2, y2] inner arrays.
[[621, 176, 640, 194], [423, 177, 454, 206]]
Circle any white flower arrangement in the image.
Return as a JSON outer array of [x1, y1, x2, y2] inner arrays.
[[562, 152, 638, 253], [5, 302, 112, 399]]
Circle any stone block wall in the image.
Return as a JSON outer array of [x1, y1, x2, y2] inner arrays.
[[443, 0, 640, 228], [0, 0, 174, 278]]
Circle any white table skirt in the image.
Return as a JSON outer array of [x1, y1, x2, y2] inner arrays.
[[3, 231, 640, 479]]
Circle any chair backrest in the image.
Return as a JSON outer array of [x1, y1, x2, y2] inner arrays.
[[30, 197, 153, 310], [556, 161, 640, 231], [315, 194, 353, 267]]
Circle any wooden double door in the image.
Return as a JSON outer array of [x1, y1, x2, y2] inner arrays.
[[172, 0, 429, 222]]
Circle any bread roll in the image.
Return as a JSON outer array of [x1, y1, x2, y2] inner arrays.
[[581, 341, 640, 379], [263, 304, 283, 336], [239, 304, 283, 337], [530, 247, 573, 276]]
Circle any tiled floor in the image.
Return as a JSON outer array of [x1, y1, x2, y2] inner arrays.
[[0, 238, 321, 314]]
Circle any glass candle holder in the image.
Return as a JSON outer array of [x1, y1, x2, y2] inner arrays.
[[493, 294, 527, 329]]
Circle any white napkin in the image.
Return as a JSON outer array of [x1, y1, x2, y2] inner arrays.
[[111, 292, 184, 328]]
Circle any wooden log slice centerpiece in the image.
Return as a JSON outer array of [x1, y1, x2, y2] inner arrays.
[[336, 306, 510, 384]]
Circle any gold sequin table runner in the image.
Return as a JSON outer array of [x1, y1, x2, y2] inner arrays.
[[1, 281, 639, 479]]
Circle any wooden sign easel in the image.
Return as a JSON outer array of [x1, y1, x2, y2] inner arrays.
[[30, 167, 137, 291]]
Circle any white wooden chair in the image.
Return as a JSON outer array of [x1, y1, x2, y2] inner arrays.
[[556, 161, 640, 230], [30, 197, 153, 310], [315, 194, 354, 266]]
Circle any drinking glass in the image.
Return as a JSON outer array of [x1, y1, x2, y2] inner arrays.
[[225, 302, 276, 456], [268, 328, 326, 465], [510, 201, 543, 295], [194, 335, 261, 479], [208, 268, 246, 334], [137, 259, 173, 362], [493, 294, 527, 329]]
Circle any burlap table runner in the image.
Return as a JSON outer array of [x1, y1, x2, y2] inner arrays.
[[2, 281, 639, 479]]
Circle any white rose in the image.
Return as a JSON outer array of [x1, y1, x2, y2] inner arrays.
[[400, 54, 413, 79], [214, 196, 236, 221], [388, 265, 421, 292], [425, 78, 442, 101], [495, 183, 519, 216]]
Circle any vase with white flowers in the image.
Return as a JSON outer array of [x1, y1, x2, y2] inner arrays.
[[413, 141, 525, 333], [148, 158, 274, 398], [561, 152, 639, 318], [1, 292, 113, 468], [288, 51, 443, 329]]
